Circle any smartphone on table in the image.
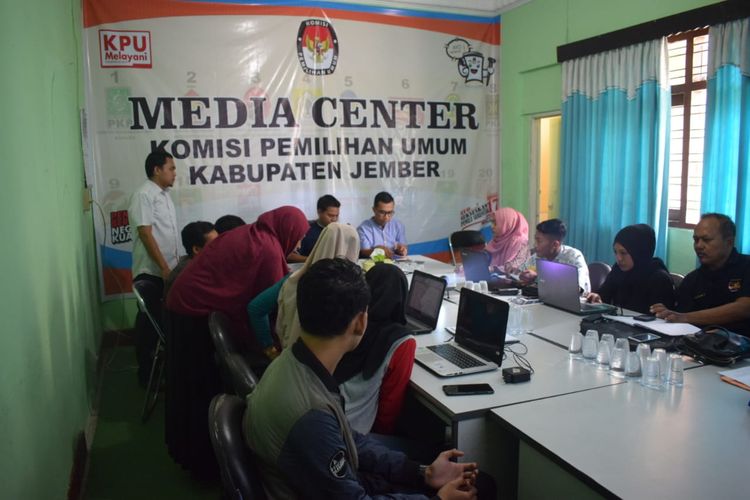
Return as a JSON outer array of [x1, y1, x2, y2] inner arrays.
[[442, 383, 495, 396]]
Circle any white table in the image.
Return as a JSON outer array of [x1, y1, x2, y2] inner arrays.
[[406, 295, 627, 496], [490, 362, 750, 499]]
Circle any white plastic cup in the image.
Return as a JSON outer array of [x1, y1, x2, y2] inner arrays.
[[568, 332, 583, 359]]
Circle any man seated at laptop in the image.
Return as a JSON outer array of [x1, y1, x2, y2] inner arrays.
[[651, 213, 750, 336], [512, 218, 591, 294], [244, 258, 480, 499]]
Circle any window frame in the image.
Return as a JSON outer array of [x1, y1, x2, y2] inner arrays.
[[667, 27, 708, 229]]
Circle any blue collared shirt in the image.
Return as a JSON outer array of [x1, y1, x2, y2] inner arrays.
[[357, 217, 406, 251]]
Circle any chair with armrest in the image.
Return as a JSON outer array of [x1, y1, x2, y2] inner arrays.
[[132, 280, 167, 423], [449, 230, 486, 267], [208, 312, 260, 398], [208, 393, 267, 500], [588, 262, 612, 294]]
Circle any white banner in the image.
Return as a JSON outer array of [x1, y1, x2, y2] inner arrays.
[[82, 0, 501, 298]]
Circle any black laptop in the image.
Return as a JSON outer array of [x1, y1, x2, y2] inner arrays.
[[404, 270, 447, 334], [460, 250, 520, 291]]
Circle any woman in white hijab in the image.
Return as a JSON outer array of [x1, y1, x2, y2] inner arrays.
[[276, 223, 360, 348]]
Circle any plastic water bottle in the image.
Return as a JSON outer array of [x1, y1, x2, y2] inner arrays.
[[507, 291, 524, 337]]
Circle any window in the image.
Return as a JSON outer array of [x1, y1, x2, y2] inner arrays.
[[667, 27, 708, 228]]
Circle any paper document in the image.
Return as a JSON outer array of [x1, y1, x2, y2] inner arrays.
[[718, 366, 750, 392], [604, 315, 700, 336]]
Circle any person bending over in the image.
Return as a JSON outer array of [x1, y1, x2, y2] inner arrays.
[[244, 258, 479, 499]]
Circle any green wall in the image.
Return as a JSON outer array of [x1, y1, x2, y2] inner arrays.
[[500, 0, 716, 271], [0, 0, 102, 498]]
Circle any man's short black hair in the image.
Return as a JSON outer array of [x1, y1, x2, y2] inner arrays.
[[536, 218, 567, 241], [317, 194, 341, 212], [701, 213, 736, 240], [215, 214, 245, 234], [373, 191, 394, 206], [297, 258, 370, 337], [144, 150, 173, 178], [181, 221, 215, 256]]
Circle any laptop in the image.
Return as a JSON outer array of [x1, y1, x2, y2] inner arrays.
[[415, 288, 508, 377], [404, 270, 447, 334], [460, 250, 519, 291], [536, 259, 617, 315]]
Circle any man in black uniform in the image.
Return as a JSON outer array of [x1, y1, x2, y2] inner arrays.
[[651, 213, 750, 336]]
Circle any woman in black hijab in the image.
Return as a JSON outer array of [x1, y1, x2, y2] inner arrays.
[[588, 224, 676, 314], [335, 263, 416, 434]]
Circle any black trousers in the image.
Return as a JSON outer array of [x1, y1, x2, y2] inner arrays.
[[133, 273, 164, 386]]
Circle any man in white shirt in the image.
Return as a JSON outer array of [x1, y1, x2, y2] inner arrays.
[[515, 218, 591, 294], [128, 150, 180, 386]]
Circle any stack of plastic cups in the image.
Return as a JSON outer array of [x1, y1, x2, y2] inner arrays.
[[582, 330, 599, 364], [653, 348, 669, 385], [667, 354, 684, 387]]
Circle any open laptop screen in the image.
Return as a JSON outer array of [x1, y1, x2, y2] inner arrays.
[[405, 270, 445, 325], [455, 288, 509, 364]]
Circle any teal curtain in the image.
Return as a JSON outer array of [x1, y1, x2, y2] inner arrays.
[[703, 18, 750, 253], [560, 39, 670, 263]]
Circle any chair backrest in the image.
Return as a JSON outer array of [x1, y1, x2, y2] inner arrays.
[[208, 312, 259, 397], [670, 272, 685, 288], [587, 261, 612, 294], [449, 230, 486, 266], [208, 394, 267, 500], [132, 280, 166, 343]]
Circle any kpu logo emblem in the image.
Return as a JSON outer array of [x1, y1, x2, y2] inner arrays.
[[99, 30, 152, 68], [296, 19, 338, 75]]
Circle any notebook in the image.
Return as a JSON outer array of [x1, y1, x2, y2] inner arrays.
[[536, 259, 616, 315], [404, 270, 447, 334], [460, 250, 519, 291], [415, 287, 508, 377]]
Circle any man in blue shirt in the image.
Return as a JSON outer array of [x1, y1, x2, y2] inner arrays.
[[358, 191, 407, 259], [289, 194, 341, 263]]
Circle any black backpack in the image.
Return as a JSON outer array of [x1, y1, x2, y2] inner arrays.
[[677, 328, 750, 366]]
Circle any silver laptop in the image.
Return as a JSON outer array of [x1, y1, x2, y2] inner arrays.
[[537, 259, 616, 315], [415, 288, 508, 377], [404, 270, 447, 334]]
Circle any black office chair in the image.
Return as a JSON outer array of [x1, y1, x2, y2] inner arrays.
[[670, 272, 684, 288], [449, 230, 486, 266], [132, 280, 166, 423], [208, 394, 267, 500], [208, 312, 260, 398], [588, 261, 612, 294]]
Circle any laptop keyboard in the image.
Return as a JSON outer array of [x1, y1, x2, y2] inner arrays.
[[427, 344, 484, 369]]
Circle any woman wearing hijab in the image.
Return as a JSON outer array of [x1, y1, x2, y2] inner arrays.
[[167, 205, 308, 347], [335, 263, 416, 434], [276, 222, 360, 348], [485, 207, 530, 272], [163, 205, 307, 476], [587, 224, 676, 314]]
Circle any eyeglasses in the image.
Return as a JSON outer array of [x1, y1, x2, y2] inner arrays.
[[376, 210, 395, 217]]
